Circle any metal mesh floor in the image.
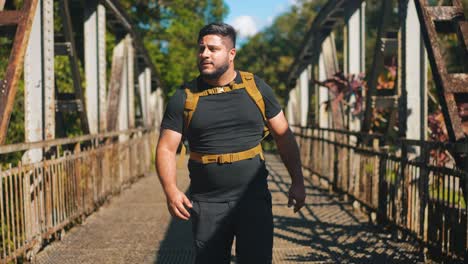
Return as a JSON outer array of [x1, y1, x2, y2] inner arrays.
[[34, 154, 426, 263]]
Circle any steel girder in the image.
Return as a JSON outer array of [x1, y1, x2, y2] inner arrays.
[[0, 0, 39, 144]]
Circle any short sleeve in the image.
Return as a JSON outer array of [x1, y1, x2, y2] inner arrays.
[[160, 88, 186, 134], [254, 75, 282, 119]]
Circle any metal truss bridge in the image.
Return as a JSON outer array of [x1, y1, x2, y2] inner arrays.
[[0, 0, 467, 263]]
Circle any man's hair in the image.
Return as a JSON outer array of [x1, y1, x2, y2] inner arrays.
[[198, 23, 236, 48]]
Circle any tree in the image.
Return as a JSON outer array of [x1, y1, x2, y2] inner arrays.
[[119, 0, 229, 96], [235, 0, 325, 106]]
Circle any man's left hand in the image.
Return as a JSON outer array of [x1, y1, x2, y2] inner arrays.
[[288, 182, 306, 213]]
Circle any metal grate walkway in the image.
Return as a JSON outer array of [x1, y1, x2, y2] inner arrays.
[[34, 154, 425, 263]]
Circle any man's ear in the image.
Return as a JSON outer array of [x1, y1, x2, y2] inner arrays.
[[229, 48, 236, 62]]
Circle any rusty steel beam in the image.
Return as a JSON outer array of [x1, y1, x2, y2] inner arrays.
[[459, 21, 468, 51], [425, 6, 464, 22], [0, 0, 39, 144], [0, 11, 23, 26], [414, 0, 468, 141], [59, 0, 90, 134]]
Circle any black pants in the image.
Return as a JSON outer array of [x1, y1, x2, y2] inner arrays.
[[190, 194, 273, 264]]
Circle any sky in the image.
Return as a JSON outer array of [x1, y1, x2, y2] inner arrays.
[[224, 0, 298, 46]]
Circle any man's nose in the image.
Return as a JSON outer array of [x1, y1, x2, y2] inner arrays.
[[200, 48, 210, 57]]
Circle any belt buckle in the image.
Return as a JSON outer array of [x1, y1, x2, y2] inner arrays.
[[217, 154, 232, 164]]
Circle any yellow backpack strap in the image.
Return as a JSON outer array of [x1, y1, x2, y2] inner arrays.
[[183, 87, 200, 131], [239, 71, 266, 121], [177, 87, 200, 169], [239, 71, 269, 139]]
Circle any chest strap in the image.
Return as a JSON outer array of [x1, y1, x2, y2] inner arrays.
[[189, 143, 264, 164]]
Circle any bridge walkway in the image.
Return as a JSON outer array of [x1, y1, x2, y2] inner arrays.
[[34, 154, 425, 263]]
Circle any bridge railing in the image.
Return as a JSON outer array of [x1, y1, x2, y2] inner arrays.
[[0, 128, 157, 262], [293, 125, 468, 260]]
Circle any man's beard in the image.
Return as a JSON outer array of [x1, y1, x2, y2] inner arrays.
[[199, 62, 229, 80]]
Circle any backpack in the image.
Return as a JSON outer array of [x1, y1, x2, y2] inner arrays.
[[178, 71, 269, 165]]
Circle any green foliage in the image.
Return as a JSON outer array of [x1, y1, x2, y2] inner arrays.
[[429, 182, 466, 208], [236, 0, 326, 106], [5, 78, 24, 145], [0, 36, 12, 80], [3, 0, 23, 10], [2, 79, 25, 166], [2, 0, 468, 151], [0, 222, 16, 259], [119, 0, 229, 96]]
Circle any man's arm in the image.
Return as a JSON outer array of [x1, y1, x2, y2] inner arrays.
[[155, 129, 192, 220], [267, 111, 306, 213]]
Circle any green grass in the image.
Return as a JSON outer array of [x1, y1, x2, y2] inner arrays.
[[429, 184, 466, 208]]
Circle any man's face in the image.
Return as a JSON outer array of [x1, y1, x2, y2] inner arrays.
[[197, 34, 236, 80]]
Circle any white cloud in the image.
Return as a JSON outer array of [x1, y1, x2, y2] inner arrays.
[[267, 16, 274, 25], [289, 0, 299, 6], [230, 15, 258, 39], [275, 4, 287, 13]]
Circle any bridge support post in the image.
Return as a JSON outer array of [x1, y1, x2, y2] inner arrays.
[[400, 0, 428, 246], [84, 0, 107, 134], [114, 35, 135, 184], [287, 68, 310, 130], [118, 38, 129, 184], [299, 68, 310, 128], [345, 0, 366, 78], [150, 87, 165, 130], [344, 0, 366, 200], [286, 87, 298, 129], [401, 0, 428, 142], [138, 68, 151, 127], [126, 35, 136, 129], [22, 0, 55, 256], [145, 69, 153, 126], [344, 0, 365, 131], [318, 53, 329, 130]]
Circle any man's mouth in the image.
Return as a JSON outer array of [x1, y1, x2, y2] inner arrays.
[[201, 61, 213, 66]]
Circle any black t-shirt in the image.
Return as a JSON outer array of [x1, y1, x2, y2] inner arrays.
[[161, 71, 282, 202]]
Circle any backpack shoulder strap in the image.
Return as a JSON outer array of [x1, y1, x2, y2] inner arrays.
[[178, 81, 198, 169], [183, 86, 200, 132], [183, 78, 237, 130], [239, 71, 267, 121], [184, 72, 269, 135]]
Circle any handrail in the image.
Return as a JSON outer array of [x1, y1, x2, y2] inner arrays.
[[0, 128, 157, 262], [291, 125, 468, 153], [294, 125, 467, 261], [0, 127, 153, 155]]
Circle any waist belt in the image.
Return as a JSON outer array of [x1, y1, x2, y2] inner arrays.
[[189, 144, 264, 164]]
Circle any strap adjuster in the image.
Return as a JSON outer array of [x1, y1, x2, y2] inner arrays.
[[207, 87, 225, 95], [217, 155, 227, 163], [218, 154, 231, 164]]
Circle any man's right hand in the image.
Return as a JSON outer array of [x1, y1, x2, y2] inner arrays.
[[165, 186, 193, 220]]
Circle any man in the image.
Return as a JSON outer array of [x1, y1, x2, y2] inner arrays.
[[156, 22, 305, 263]]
